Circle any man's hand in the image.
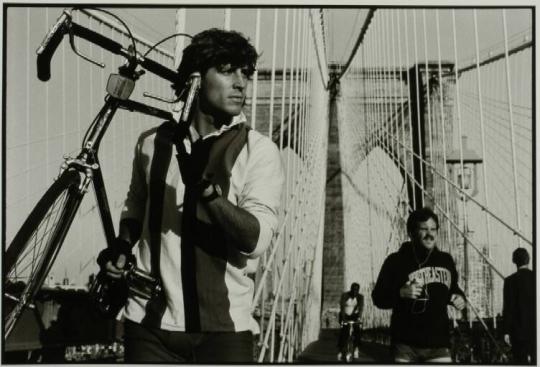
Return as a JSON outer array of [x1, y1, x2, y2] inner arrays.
[[399, 280, 422, 299], [450, 293, 466, 310], [504, 334, 511, 346], [104, 253, 127, 280], [96, 238, 134, 280]]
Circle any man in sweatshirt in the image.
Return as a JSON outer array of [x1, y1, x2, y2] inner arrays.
[[372, 207, 465, 363], [503, 248, 535, 364]]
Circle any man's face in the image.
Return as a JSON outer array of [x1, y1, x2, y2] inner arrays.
[[351, 285, 359, 295], [411, 218, 438, 250], [199, 64, 250, 118]]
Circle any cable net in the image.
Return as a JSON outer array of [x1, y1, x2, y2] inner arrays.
[[337, 8, 532, 330]]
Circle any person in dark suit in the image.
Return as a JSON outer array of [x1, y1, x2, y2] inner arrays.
[[503, 248, 535, 364]]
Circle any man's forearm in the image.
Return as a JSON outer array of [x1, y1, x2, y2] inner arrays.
[[202, 196, 260, 254], [118, 217, 143, 247]]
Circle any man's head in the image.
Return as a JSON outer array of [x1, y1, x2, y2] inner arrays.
[[512, 248, 530, 268], [407, 207, 439, 250], [174, 28, 258, 119], [350, 282, 360, 295]]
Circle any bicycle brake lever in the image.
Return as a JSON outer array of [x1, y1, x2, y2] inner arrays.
[[68, 25, 105, 69], [143, 91, 181, 104]]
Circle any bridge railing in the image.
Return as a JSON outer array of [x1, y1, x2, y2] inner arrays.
[[251, 9, 330, 362]]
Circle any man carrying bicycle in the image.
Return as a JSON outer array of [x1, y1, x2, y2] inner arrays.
[[97, 28, 284, 363], [337, 282, 364, 360]]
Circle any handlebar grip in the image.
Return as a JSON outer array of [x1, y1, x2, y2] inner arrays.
[[36, 12, 69, 81], [139, 57, 178, 84], [70, 22, 123, 55]]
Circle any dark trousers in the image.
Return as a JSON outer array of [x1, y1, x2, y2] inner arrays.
[[124, 319, 254, 363], [338, 323, 361, 350], [511, 336, 536, 364]]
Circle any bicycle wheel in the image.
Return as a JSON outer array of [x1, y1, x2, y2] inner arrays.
[[4, 169, 85, 337]]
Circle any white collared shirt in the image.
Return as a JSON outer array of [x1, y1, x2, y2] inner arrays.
[[120, 113, 284, 331]]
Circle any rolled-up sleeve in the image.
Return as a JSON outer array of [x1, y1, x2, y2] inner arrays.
[[238, 136, 284, 259], [120, 136, 148, 223]]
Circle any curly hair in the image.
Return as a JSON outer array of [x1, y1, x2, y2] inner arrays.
[[173, 28, 258, 92], [406, 207, 439, 235]]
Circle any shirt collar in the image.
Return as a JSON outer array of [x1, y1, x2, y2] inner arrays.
[[188, 112, 247, 142]]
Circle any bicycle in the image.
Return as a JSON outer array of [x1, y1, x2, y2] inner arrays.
[[3, 8, 199, 338], [339, 320, 362, 362]]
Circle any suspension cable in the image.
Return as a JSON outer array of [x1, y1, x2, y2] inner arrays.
[[336, 8, 376, 83]]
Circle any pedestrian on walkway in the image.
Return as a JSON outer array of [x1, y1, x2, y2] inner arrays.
[[503, 247, 535, 364], [97, 28, 284, 363], [372, 207, 465, 363]]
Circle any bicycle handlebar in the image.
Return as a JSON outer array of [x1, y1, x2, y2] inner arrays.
[[341, 320, 362, 325], [36, 9, 178, 84], [36, 12, 70, 81], [70, 22, 123, 55]]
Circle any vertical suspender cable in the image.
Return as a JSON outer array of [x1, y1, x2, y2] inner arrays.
[[279, 9, 290, 151], [422, 10, 434, 204], [502, 9, 522, 247], [286, 9, 297, 206], [376, 16, 384, 155], [250, 9, 261, 129], [292, 12, 304, 192], [451, 10, 470, 326], [435, 10, 452, 257], [436, 10, 456, 324], [397, 10, 410, 214], [383, 12, 391, 160], [391, 10, 400, 198], [282, 10, 297, 357], [363, 34, 375, 284], [473, 9, 495, 325], [61, 27, 66, 155], [45, 9, 50, 182], [271, 9, 290, 361], [224, 8, 231, 30], [175, 8, 186, 69], [380, 13, 388, 154], [260, 12, 278, 342], [76, 12, 83, 249], [268, 9, 279, 138], [25, 9, 30, 218], [412, 10, 425, 205], [404, 10, 416, 209], [111, 27, 117, 202]]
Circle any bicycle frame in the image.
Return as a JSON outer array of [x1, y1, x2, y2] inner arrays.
[[4, 8, 192, 341], [63, 94, 173, 247]]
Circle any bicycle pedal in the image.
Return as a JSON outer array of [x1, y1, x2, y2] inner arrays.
[[5, 293, 36, 309]]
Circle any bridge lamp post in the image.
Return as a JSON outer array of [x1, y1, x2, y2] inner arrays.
[[446, 135, 483, 325]]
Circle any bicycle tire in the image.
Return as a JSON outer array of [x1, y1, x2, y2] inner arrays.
[[4, 169, 85, 337]]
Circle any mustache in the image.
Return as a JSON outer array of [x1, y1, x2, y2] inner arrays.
[[423, 234, 435, 241]]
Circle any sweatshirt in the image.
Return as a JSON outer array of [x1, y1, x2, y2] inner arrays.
[[371, 242, 463, 348]]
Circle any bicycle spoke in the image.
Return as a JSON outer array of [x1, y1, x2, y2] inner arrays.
[[14, 192, 67, 279], [8, 188, 70, 282], [12, 197, 64, 278]]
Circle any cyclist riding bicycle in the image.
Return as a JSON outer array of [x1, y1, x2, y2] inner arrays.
[[337, 282, 364, 360]]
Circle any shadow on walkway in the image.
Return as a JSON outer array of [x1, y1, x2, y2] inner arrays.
[[297, 329, 392, 363]]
